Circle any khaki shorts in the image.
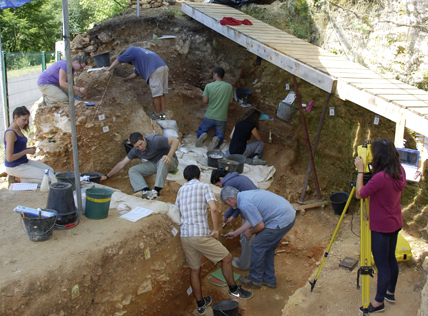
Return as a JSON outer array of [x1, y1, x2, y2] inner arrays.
[[149, 65, 169, 97], [181, 236, 229, 269]]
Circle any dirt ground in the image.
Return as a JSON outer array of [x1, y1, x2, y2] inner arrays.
[[1, 2, 427, 315]]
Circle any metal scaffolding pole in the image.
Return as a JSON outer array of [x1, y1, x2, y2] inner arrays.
[[62, 0, 83, 215]]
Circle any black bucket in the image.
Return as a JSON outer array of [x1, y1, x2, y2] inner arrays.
[[46, 183, 78, 225], [207, 150, 224, 168], [56, 171, 76, 191], [81, 172, 102, 183], [93, 52, 110, 67], [21, 210, 58, 241], [227, 154, 246, 173], [212, 299, 239, 316], [329, 191, 350, 215], [236, 88, 252, 104], [123, 139, 133, 154]]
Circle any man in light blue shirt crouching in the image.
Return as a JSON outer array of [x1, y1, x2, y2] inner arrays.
[[221, 187, 296, 288]]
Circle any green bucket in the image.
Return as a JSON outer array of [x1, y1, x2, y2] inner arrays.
[[85, 188, 114, 219]]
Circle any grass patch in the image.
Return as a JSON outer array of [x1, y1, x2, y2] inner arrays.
[[7, 63, 54, 79]]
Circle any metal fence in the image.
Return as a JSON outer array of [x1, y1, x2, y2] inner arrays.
[[0, 51, 58, 143]]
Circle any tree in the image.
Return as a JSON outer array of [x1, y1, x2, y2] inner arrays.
[[79, 0, 128, 25], [0, 0, 62, 52]]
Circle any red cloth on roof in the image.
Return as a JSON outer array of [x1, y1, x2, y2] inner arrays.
[[220, 17, 253, 26]]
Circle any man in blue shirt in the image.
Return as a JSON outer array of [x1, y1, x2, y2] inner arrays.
[[105, 47, 168, 120], [221, 187, 296, 288]]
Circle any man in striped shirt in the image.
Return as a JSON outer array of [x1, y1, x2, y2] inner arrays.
[[176, 165, 253, 315]]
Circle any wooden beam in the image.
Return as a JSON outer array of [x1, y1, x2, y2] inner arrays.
[[394, 116, 406, 148], [181, 3, 336, 93]]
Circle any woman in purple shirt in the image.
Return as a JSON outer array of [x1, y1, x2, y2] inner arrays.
[[355, 138, 406, 313], [37, 55, 88, 105], [4, 106, 55, 184]]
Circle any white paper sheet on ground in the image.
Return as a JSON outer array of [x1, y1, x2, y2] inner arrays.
[[167, 134, 275, 189], [87, 67, 104, 72], [119, 207, 153, 222], [9, 183, 38, 191]]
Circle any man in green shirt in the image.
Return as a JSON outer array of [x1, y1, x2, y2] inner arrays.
[[196, 67, 234, 151]]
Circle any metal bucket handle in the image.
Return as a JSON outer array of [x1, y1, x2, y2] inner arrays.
[[218, 308, 229, 316], [20, 213, 57, 237]]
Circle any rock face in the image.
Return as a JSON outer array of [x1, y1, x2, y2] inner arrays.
[[311, 0, 428, 89]]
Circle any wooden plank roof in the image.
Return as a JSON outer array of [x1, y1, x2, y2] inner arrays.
[[182, 2, 428, 137]]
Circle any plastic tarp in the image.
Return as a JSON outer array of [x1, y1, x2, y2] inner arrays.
[[0, 0, 37, 10]]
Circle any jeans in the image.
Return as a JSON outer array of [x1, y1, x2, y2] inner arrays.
[[128, 157, 178, 192], [196, 117, 227, 147], [242, 140, 265, 158], [372, 229, 400, 303], [236, 219, 255, 270], [248, 218, 295, 284]]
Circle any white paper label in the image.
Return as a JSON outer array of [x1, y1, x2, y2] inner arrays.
[[329, 107, 335, 116], [286, 83, 290, 90], [98, 114, 105, 121], [374, 115, 379, 125], [103, 126, 109, 133], [171, 227, 178, 236], [186, 286, 193, 296]]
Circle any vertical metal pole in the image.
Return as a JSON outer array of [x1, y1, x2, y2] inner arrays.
[[41, 51, 46, 71], [292, 75, 322, 200], [0, 28, 9, 130], [1, 51, 9, 127], [62, 0, 83, 215], [137, 0, 140, 17], [298, 81, 337, 203]]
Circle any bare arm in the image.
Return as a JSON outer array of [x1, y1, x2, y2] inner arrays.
[[105, 59, 120, 72], [230, 127, 235, 140], [224, 220, 252, 239], [355, 156, 365, 199], [123, 73, 138, 82], [229, 97, 234, 105], [202, 96, 209, 104], [207, 200, 219, 239], [58, 69, 86, 94], [244, 221, 265, 239], [161, 138, 179, 165], [5, 131, 35, 162], [251, 128, 262, 141], [100, 156, 131, 181]]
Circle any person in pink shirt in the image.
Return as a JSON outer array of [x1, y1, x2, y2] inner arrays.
[[355, 138, 406, 314]]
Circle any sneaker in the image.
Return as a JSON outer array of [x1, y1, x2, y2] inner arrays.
[[385, 293, 395, 303], [149, 111, 160, 120], [262, 281, 277, 289], [142, 189, 158, 200], [142, 190, 151, 199], [231, 257, 240, 269], [197, 296, 212, 315], [359, 303, 385, 313], [252, 155, 267, 165], [196, 133, 207, 147], [159, 113, 166, 120], [238, 275, 261, 287], [208, 136, 220, 151], [147, 189, 158, 200], [229, 285, 253, 299]]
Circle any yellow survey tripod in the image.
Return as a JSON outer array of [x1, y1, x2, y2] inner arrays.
[[356, 140, 375, 316], [309, 140, 374, 315]]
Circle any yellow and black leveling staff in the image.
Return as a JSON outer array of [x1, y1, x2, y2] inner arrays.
[[309, 140, 374, 315]]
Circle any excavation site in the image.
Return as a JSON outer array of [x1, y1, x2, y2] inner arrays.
[[1, 1, 428, 316]]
